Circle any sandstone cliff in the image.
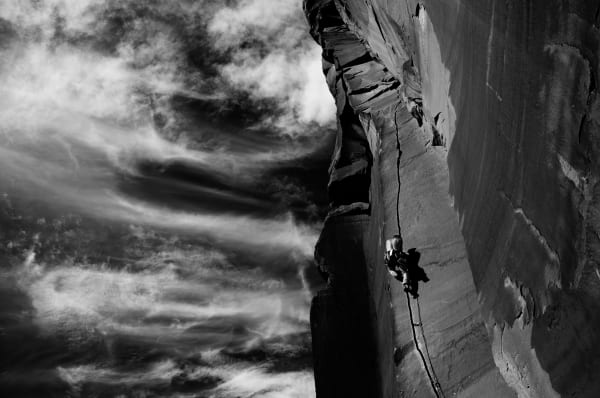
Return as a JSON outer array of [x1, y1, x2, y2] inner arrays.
[[306, 1, 600, 397]]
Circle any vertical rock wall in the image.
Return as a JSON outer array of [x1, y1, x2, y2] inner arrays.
[[306, 2, 398, 396], [308, 0, 600, 397], [306, 1, 514, 397]]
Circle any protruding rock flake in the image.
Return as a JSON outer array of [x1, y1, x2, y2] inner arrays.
[[305, 1, 600, 397]]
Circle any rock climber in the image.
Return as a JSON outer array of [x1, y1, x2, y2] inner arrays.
[[384, 234, 429, 298]]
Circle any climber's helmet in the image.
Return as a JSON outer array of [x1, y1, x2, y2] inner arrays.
[[389, 235, 403, 252]]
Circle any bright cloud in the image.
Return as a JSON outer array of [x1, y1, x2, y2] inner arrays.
[[209, 0, 335, 134], [209, 0, 302, 42]]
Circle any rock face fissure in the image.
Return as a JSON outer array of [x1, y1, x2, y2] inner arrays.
[[307, 1, 600, 397]]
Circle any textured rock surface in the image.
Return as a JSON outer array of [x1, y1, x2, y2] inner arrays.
[[307, 0, 600, 397]]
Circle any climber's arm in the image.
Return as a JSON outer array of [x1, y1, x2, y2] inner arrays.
[[385, 252, 399, 277]]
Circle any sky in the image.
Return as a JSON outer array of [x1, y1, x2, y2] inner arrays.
[[0, 1, 335, 397]]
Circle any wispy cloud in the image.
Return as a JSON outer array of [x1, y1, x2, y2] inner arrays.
[[209, 0, 335, 135], [57, 361, 315, 397], [209, 0, 301, 42], [0, 32, 210, 176], [0, 0, 106, 35], [21, 247, 311, 336], [0, 0, 326, 256], [0, 145, 318, 256], [108, 195, 319, 256], [2, 3, 323, 395]]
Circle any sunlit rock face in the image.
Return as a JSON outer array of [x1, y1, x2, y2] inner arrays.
[[307, 0, 600, 397]]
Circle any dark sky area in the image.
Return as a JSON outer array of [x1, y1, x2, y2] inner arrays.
[[0, 1, 335, 396]]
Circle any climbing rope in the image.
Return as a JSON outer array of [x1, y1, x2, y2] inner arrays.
[[405, 292, 440, 398], [393, 103, 445, 398], [417, 298, 445, 397]]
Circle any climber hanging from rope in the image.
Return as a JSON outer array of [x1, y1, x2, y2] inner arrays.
[[384, 234, 429, 298]]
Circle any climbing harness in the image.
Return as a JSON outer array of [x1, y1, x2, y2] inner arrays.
[[393, 103, 446, 398]]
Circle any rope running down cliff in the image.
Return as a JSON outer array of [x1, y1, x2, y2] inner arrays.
[[417, 297, 445, 398], [393, 103, 445, 398]]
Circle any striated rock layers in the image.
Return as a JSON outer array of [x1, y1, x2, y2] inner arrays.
[[306, 0, 600, 397]]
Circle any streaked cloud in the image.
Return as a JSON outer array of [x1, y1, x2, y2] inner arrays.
[[1, 2, 326, 396], [0, 0, 326, 255], [108, 195, 319, 256]]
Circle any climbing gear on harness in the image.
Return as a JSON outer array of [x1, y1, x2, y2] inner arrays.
[[393, 102, 446, 398]]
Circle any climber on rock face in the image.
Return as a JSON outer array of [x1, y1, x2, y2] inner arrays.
[[384, 234, 429, 298]]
